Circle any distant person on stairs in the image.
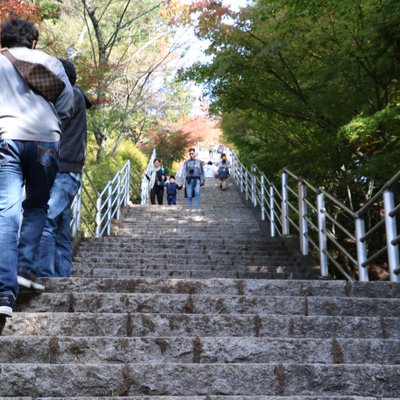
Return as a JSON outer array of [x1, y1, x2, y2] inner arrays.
[[216, 153, 231, 191], [145, 158, 167, 205], [180, 148, 205, 207]]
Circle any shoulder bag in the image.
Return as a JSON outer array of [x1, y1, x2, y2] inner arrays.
[[0, 47, 65, 102]]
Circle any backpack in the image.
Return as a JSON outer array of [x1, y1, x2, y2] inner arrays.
[[218, 165, 229, 179]]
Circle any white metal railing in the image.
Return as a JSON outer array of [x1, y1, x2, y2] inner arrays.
[[71, 160, 132, 238], [141, 148, 156, 205], [230, 150, 400, 282]]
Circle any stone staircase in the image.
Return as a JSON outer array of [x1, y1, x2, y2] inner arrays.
[[1, 179, 400, 399]]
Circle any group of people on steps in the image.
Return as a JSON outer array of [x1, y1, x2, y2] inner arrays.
[[0, 17, 91, 332], [146, 148, 231, 206]]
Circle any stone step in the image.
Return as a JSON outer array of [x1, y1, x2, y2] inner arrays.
[[118, 226, 260, 232], [36, 278, 400, 298], [72, 255, 299, 266], [75, 248, 285, 257], [76, 243, 278, 252], [0, 363, 399, 397], [78, 237, 271, 246], [115, 233, 265, 240], [76, 268, 305, 279], [0, 336, 399, 365], [72, 261, 302, 270], [0, 397, 396, 400], [2, 313, 398, 338], [122, 217, 256, 223], [14, 292, 400, 317], [121, 215, 257, 221], [119, 221, 261, 227], [0, 397, 395, 400]]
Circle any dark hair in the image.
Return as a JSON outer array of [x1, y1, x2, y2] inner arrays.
[[154, 158, 161, 163], [189, 148, 195, 153], [221, 153, 226, 158], [59, 58, 77, 85], [169, 175, 175, 179], [0, 17, 39, 49]]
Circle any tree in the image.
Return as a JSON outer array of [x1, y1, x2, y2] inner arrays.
[[182, 0, 400, 207], [41, 0, 192, 162]]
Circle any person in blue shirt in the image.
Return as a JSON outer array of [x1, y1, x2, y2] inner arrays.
[[163, 175, 183, 205]]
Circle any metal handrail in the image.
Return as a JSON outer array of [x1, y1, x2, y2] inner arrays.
[[141, 149, 157, 205], [230, 149, 400, 282], [71, 160, 141, 238]]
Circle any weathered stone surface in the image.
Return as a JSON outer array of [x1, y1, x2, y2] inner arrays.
[[2, 313, 399, 338], [1, 397, 399, 400], [1, 180, 399, 398], [14, 292, 400, 317], [1, 337, 400, 365], [37, 277, 400, 298], [0, 364, 400, 397]]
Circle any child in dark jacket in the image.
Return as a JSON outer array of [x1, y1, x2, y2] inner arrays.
[[163, 175, 183, 205]]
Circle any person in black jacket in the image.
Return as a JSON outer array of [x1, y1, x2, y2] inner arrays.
[[146, 158, 167, 205], [36, 59, 92, 278]]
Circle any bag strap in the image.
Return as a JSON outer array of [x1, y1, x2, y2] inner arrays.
[[0, 48, 17, 64]]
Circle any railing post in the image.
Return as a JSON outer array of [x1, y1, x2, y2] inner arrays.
[[383, 190, 400, 282], [260, 175, 266, 221], [240, 165, 244, 193], [251, 164, 257, 207], [244, 170, 249, 201], [125, 161, 130, 206], [116, 173, 122, 220], [95, 197, 102, 238], [317, 193, 328, 277], [298, 180, 308, 256], [269, 185, 276, 237], [106, 185, 113, 236], [281, 171, 290, 235], [232, 155, 237, 181], [355, 217, 369, 282], [76, 185, 82, 234], [71, 186, 82, 237]]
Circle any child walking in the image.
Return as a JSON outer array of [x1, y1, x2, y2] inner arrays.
[[163, 175, 183, 205]]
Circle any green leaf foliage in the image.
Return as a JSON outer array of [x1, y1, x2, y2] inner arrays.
[[184, 0, 400, 204]]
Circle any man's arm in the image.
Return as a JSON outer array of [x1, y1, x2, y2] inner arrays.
[[51, 57, 74, 129]]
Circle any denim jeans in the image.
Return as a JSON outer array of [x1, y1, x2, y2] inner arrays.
[[37, 172, 82, 278], [0, 139, 59, 302], [185, 177, 201, 206]]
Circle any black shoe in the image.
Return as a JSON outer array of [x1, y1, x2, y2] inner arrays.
[[17, 269, 45, 291], [0, 294, 13, 318]]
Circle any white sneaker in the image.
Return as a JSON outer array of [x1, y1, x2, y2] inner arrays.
[[17, 270, 45, 291]]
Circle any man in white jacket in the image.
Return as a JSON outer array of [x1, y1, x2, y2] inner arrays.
[[0, 17, 74, 330]]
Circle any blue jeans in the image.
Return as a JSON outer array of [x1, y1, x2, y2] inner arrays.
[[37, 172, 82, 278], [0, 140, 59, 302], [186, 177, 201, 206], [167, 194, 177, 205]]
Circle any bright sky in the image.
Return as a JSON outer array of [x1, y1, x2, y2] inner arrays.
[[171, 0, 253, 115], [222, 0, 252, 11], [176, 0, 252, 67]]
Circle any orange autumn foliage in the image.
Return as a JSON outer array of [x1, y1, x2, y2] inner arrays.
[[0, 0, 41, 23]]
